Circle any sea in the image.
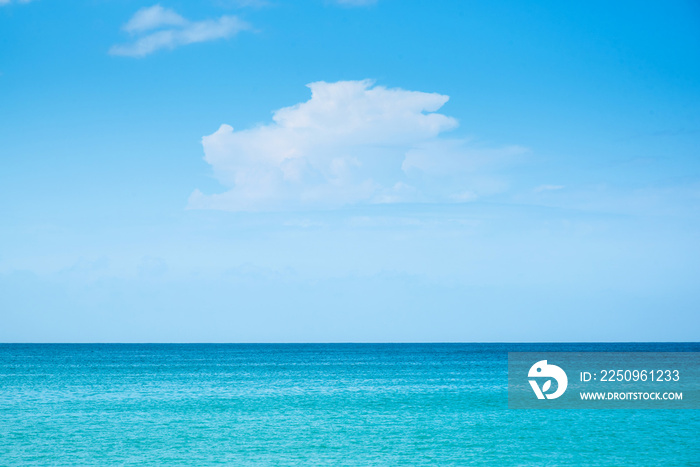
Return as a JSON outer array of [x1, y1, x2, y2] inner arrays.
[[0, 343, 698, 466]]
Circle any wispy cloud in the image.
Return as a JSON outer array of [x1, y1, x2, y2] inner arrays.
[[189, 80, 526, 211], [110, 5, 251, 58], [123, 4, 187, 33], [0, 0, 34, 5], [534, 184, 564, 193]]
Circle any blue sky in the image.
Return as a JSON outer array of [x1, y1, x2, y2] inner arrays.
[[1, 0, 699, 342]]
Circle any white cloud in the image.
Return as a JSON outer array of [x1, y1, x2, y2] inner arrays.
[[110, 5, 251, 57], [189, 80, 526, 212], [123, 5, 187, 33]]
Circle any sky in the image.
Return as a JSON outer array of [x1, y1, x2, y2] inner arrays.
[[1, 0, 699, 342]]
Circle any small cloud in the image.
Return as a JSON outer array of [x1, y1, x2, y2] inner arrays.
[[110, 5, 251, 57], [123, 5, 187, 33], [189, 80, 524, 212], [534, 184, 565, 193]]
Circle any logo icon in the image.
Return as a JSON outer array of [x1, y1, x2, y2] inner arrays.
[[528, 360, 568, 399]]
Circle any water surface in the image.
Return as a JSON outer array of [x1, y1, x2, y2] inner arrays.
[[0, 343, 697, 465]]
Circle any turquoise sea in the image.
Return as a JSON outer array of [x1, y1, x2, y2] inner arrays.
[[0, 343, 698, 466]]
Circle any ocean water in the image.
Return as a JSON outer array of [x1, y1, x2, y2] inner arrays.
[[0, 343, 698, 466]]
